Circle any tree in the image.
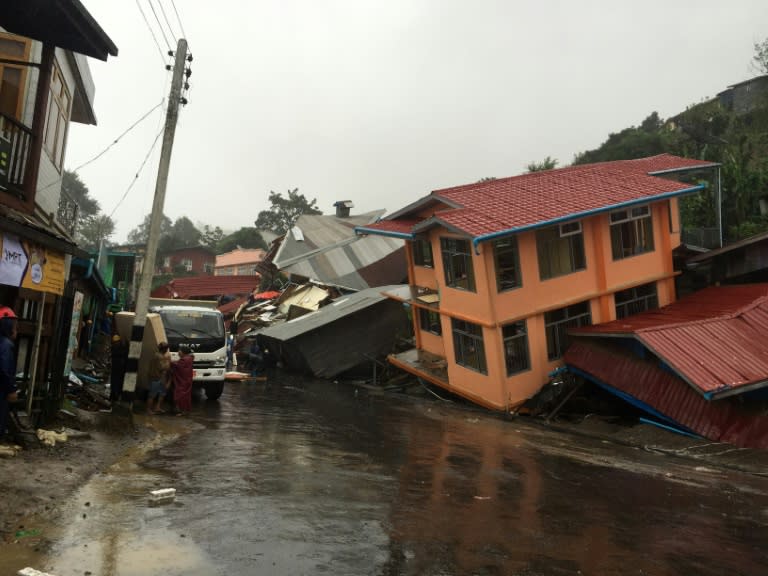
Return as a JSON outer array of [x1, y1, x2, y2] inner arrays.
[[78, 215, 116, 252], [217, 227, 267, 253], [127, 213, 173, 245], [200, 224, 224, 249], [254, 188, 322, 235], [62, 170, 100, 219], [754, 37, 768, 74], [169, 216, 202, 248], [62, 170, 116, 250], [526, 156, 558, 172]]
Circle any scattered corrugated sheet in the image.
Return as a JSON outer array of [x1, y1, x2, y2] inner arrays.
[[570, 285, 768, 398], [257, 284, 410, 378], [564, 339, 768, 449], [273, 210, 406, 290]]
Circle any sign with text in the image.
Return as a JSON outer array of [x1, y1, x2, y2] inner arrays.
[[0, 233, 65, 295]]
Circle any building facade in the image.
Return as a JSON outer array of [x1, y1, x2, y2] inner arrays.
[[0, 3, 117, 420], [215, 247, 265, 276], [357, 154, 720, 412]]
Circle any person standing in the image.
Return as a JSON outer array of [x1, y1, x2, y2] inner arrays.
[[171, 346, 194, 416], [109, 334, 128, 403], [0, 306, 18, 441], [147, 342, 171, 414]]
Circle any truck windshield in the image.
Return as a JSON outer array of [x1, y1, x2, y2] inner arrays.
[[158, 310, 224, 340]]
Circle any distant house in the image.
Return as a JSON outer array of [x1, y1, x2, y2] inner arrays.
[[356, 154, 720, 412], [261, 200, 407, 291], [150, 275, 261, 303], [159, 246, 215, 275], [215, 247, 266, 276], [717, 74, 768, 115]]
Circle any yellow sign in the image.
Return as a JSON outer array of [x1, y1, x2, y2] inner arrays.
[[0, 233, 65, 295]]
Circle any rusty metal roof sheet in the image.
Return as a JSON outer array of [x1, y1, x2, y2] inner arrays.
[[564, 339, 768, 449], [570, 284, 768, 399]]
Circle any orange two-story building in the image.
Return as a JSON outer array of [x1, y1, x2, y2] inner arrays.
[[356, 154, 719, 412]]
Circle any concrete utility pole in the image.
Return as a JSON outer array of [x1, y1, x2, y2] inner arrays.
[[123, 38, 188, 401]]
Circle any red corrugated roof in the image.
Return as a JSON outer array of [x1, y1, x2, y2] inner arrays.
[[363, 154, 716, 238], [150, 275, 261, 299], [564, 340, 768, 449], [571, 284, 768, 397]]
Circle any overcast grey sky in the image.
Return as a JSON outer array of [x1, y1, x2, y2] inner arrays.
[[66, 0, 767, 243]]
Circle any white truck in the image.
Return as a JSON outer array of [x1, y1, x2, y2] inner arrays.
[[148, 298, 227, 400]]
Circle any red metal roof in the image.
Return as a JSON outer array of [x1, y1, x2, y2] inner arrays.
[[564, 340, 768, 449], [362, 154, 717, 239], [570, 284, 768, 398], [150, 275, 261, 300]]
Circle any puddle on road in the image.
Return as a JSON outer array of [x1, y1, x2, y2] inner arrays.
[[28, 415, 216, 576]]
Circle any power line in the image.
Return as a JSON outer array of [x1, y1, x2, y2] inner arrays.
[[157, 0, 179, 42], [108, 126, 165, 219], [39, 100, 164, 193], [169, 0, 188, 39], [147, 0, 172, 52], [134, 0, 166, 65]]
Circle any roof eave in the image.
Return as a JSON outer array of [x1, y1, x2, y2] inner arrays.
[[354, 225, 414, 240]]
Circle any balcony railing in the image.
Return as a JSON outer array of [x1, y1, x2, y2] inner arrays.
[[0, 112, 33, 202]]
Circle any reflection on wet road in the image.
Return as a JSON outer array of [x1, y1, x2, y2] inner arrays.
[[44, 374, 768, 575]]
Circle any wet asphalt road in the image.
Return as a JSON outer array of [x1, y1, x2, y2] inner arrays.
[[38, 373, 768, 576]]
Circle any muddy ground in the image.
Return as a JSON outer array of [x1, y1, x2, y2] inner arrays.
[[0, 406, 145, 540]]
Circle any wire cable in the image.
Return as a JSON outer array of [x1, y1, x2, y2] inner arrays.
[[39, 100, 164, 193], [134, 0, 166, 65], [147, 0, 173, 52], [169, 0, 188, 40], [157, 0, 179, 43], [108, 126, 165, 219]]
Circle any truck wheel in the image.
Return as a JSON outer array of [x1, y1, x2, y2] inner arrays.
[[204, 381, 224, 400]]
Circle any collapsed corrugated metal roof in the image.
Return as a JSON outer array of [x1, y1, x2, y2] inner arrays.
[[272, 210, 406, 291], [569, 284, 768, 399], [564, 339, 768, 449]]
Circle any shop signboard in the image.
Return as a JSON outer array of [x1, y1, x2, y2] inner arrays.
[[0, 233, 65, 295]]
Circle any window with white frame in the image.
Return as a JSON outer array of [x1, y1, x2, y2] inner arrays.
[[545, 301, 592, 360], [451, 318, 486, 374], [181, 258, 193, 272], [610, 205, 654, 259], [536, 221, 586, 280], [441, 237, 475, 291], [43, 60, 71, 171]]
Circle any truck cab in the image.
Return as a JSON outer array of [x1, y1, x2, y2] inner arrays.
[[149, 299, 227, 400]]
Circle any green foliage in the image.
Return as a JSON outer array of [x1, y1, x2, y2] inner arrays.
[[201, 224, 224, 249], [63, 171, 116, 250], [754, 37, 768, 74], [217, 227, 267, 253], [254, 188, 322, 235], [78, 215, 115, 252], [526, 156, 558, 172], [127, 213, 173, 245]]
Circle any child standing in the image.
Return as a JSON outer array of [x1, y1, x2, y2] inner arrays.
[[172, 345, 194, 416], [147, 342, 171, 414]]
